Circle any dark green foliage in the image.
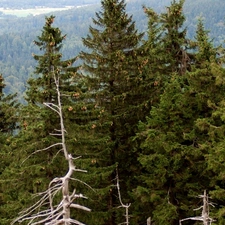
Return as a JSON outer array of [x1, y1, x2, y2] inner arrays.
[[191, 24, 225, 223], [159, 0, 192, 75], [0, 16, 80, 224], [133, 12, 224, 224], [0, 75, 20, 225], [0, 75, 19, 134], [2, 0, 225, 224], [135, 76, 211, 224], [79, 0, 152, 224]]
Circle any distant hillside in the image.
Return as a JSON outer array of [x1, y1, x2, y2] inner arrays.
[[184, 0, 225, 44], [127, 0, 225, 45], [0, 4, 99, 100], [1, 0, 225, 101], [0, 0, 99, 9]]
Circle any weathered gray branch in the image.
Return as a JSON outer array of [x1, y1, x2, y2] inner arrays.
[[12, 70, 90, 225], [116, 167, 131, 225], [179, 190, 215, 225]]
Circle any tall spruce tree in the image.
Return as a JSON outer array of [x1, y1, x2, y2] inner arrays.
[[160, 0, 192, 75], [133, 14, 220, 225], [0, 16, 80, 224], [138, 7, 165, 108], [79, 0, 148, 224], [133, 0, 193, 123], [193, 20, 225, 224]]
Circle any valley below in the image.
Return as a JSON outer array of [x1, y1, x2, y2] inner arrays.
[[0, 5, 92, 18]]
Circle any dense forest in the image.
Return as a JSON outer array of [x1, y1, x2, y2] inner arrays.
[[0, 0, 225, 101], [1, 0, 225, 224]]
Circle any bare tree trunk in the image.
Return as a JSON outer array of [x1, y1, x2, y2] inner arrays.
[[147, 217, 151, 225], [12, 72, 91, 225], [202, 190, 209, 225], [116, 167, 131, 225], [179, 190, 215, 225]]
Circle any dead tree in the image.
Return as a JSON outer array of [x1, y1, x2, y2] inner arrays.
[[147, 217, 151, 225], [179, 190, 215, 225], [116, 167, 131, 225], [11, 72, 91, 225]]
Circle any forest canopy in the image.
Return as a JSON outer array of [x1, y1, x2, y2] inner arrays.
[[1, 0, 225, 224]]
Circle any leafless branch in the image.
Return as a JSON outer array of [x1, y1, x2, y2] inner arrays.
[[12, 67, 91, 225], [22, 143, 63, 164], [116, 167, 131, 225], [70, 178, 95, 192], [43, 102, 60, 115], [179, 190, 215, 225]]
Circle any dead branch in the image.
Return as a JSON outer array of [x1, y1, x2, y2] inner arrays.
[[22, 143, 63, 164], [179, 190, 215, 225], [12, 70, 91, 225], [116, 167, 131, 225]]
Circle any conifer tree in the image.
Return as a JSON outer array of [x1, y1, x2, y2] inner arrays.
[[160, 0, 192, 75], [79, 0, 147, 224], [138, 6, 166, 109], [193, 19, 225, 224], [11, 64, 91, 225], [0, 16, 79, 224], [133, 16, 220, 225], [0, 74, 19, 176]]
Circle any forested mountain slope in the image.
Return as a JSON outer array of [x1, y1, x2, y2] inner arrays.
[[0, 0, 99, 8], [128, 0, 225, 43], [1, 0, 225, 100], [0, 4, 99, 100]]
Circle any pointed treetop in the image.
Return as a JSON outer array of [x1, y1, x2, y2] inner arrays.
[[45, 15, 55, 27]]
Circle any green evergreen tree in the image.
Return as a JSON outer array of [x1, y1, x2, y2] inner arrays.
[[133, 16, 220, 225], [138, 7, 165, 107], [160, 0, 192, 75], [135, 0, 191, 110], [79, 0, 149, 224], [193, 19, 225, 224], [0, 16, 79, 224]]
